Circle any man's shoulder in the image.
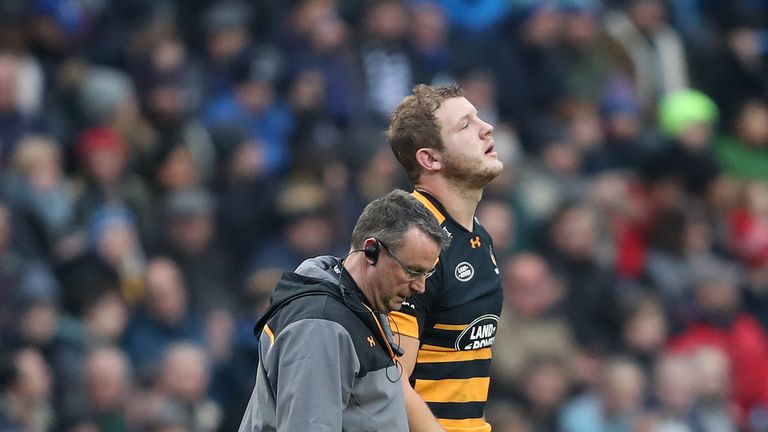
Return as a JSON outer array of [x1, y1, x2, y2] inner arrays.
[[271, 289, 349, 327]]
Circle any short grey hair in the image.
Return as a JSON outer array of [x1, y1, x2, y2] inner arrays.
[[351, 189, 449, 252]]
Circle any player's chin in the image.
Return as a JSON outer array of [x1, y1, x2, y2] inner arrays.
[[488, 157, 503, 169], [478, 162, 503, 181]]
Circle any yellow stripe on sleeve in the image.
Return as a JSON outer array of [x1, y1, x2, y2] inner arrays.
[[417, 347, 492, 363], [433, 323, 467, 331], [438, 418, 491, 432], [419, 344, 455, 352], [414, 377, 490, 403], [390, 311, 419, 338]]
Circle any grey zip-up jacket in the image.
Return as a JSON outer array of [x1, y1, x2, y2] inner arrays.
[[238, 256, 408, 432]]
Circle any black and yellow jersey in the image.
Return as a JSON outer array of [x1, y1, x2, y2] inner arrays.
[[391, 190, 502, 432]]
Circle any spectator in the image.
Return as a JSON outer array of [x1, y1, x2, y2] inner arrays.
[[603, 0, 690, 120], [358, 0, 415, 123], [558, 356, 647, 432], [714, 98, 768, 180], [540, 201, 619, 351], [202, 55, 293, 177], [156, 188, 236, 316], [83, 347, 132, 432], [2, 134, 76, 260], [246, 179, 341, 288], [0, 347, 54, 432], [85, 206, 146, 304], [493, 1, 571, 151], [646, 353, 700, 431], [690, 347, 738, 432], [668, 255, 768, 427], [122, 257, 204, 379], [143, 343, 220, 432], [491, 253, 577, 396], [73, 127, 155, 248], [517, 355, 573, 431], [617, 293, 668, 375], [0, 54, 39, 168], [0, 201, 23, 341]]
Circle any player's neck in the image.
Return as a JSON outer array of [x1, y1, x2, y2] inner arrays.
[[415, 178, 481, 231]]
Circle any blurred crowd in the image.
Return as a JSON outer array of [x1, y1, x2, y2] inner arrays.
[[0, 0, 768, 431]]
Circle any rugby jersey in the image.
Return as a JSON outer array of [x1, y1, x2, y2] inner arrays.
[[390, 190, 503, 432]]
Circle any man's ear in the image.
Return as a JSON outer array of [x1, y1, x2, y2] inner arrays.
[[415, 148, 441, 172]]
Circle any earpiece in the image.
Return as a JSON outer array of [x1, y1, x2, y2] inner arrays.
[[364, 241, 380, 265]]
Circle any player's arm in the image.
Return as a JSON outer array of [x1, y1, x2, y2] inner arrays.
[[398, 335, 446, 432]]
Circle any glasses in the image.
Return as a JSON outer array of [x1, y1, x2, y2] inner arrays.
[[378, 240, 436, 280]]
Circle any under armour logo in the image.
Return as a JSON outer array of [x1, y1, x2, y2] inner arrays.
[[367, 336, 376, 347], [470, 236, 481, 248]]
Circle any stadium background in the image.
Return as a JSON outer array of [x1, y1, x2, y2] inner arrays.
[[1, 0, 768, 430]]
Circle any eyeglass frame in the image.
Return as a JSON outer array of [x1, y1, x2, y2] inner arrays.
[[377, 239, 436, 280]]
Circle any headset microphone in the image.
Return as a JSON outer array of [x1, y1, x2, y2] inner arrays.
[[377, 312, 405, 357]]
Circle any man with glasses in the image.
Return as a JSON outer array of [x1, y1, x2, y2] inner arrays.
[[388, 84, 504, 432], [378, 239, 437, 281], [239, 189, 450, 431]]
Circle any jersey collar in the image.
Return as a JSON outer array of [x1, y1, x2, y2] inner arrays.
[[412, 189, 475, 233]]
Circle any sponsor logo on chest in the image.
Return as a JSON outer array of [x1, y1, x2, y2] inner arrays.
[[455, 262, 474, 282]]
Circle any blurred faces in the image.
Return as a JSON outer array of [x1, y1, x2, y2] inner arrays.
[[523, 4, 563, 46], [13, 348, 53, 402], [85, 147, 126, 187], [477, 200, 515, 254], [523, 360, 570, 412], [691, 347, 730, 402], [678, 122, 713, 150], [308, 13, 347, 52], [563, 10, 598, 46], [623, 300, 667, 353], [289, 70, 326, 112], [366, 0, 407, 42], [145, 258, 187, 324], [411, 2, 447, 52], [551, 205, 597, 261], [0, 54, 19, 113], [629, 0, 666, 34], [236, 80, 274, 114], [654, 355, 695, 415], [11, 135, 63, 191], [735, 100, 768, 147], [168, 213, 214, 257], [436, 97, 502, 190], [694, 280, 740, 318], [160, 344, 210, 404], [86, 348, 131, 412], [503, 254, 563, 317], [600, 358, 646, 417], [157, 146, 199, 193], [285, 214, 333, 257], [205, 27, 248, 62], [21, 302, 58, 346], [97, 219, 139, 267], [84, 290, 129, 342]]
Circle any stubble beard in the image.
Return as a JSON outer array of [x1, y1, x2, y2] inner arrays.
[[442, 152, 503, 192]]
